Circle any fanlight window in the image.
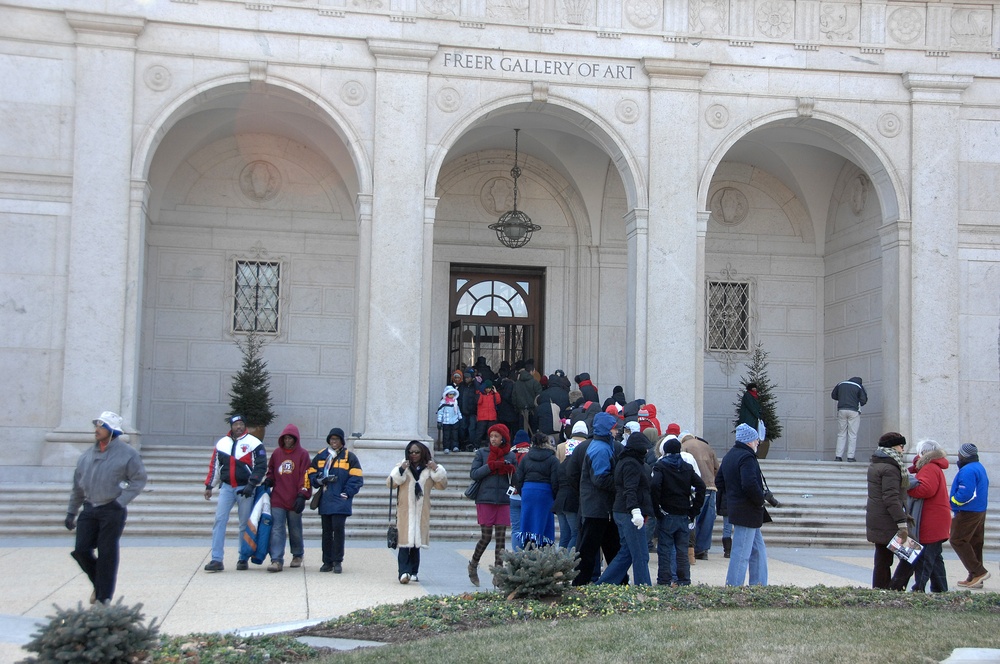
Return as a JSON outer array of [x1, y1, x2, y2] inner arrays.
[[456, 279, 529, 318]]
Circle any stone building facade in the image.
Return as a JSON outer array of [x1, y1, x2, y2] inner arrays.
[[2, 0, 999, 474]]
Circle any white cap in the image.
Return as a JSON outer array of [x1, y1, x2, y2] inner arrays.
[[624, 421, 641, 435], [93, 411, 124, 437], [571, 421, 589, 436]]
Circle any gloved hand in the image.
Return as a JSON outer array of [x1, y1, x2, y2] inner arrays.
[[294, 495, 306, 514], [896, 527, 909, 542], [487, 459, 505, 472], [64, 514, 76, 531], [263, 476, 275, 488], [502, 463, 518, 475], [630, 508, 644, 529], [237, 483, 256, 498]]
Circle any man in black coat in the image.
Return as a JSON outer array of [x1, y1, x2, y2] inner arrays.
[[650, 438, 705, 586], [716, 423, 768, 586]]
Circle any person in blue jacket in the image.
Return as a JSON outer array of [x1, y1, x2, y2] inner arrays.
[[949, 443, 990, 588], [310, 428, 363, 573]]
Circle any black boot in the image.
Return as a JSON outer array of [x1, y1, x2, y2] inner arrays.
[[723, 537, 732, 559]]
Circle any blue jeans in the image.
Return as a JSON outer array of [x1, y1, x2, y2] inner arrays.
[[269, 506, 304, 564], [694, 491, 717, 554], [723, 515, 732, 538], [510, 498, 523, 551], [211, 483, 254, 563], [656, 514, 691, 585], [597, 512, 651, 586], [558, 512, 579, 550], [726, 524, 768, 586]]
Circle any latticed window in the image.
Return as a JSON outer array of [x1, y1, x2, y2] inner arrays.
[[707, 281, 750, 351], [234, 261, 280, 333]]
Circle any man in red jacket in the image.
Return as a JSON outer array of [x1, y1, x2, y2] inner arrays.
[[265, 423, 312, 572]]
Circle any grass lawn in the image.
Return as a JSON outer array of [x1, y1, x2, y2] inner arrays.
[[311, 607, 1000, 663]]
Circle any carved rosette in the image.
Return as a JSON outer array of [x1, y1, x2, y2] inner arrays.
[[341, 80, 367, 106], [877, 113, 902, 138], [616, 99, 640, 124], [887, 7, 924, 45], [144, 65, 172, 91], [709, 187, 749, 226], [625, 0, 660, 29], [705, 104, 730, 129], [756, 0, 793, 39], [437, 87, 461, 112], [239, 161, 282, 203]]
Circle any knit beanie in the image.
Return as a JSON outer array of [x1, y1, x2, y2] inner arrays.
[[666, 423, 681, 436], [487, 423, 511, 445], [735, 423, 759, 444], [663, 438, 682, 455], [959, 443, 979, 459], [571, 421, 589, 437], [878, 432, 906, 448], [513, 429, 531, 446]]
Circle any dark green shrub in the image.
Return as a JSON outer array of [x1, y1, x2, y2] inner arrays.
[[20, 600, 159, 664], [490, 544, 579, 599]]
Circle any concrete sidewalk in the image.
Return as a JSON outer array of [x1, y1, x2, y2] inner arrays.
[[1, 537, 995, 663]]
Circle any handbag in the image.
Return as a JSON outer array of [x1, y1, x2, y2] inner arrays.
[[309, 486, 323, 510], [463, 478, 482, 500], [387, 485, 398, 549]]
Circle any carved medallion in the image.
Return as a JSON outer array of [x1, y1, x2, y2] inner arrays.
[[481, 177, 515, 216], [848, 174, 869, 216], [709, 187, 749, 226], [705, 104, 730, 129], [877, 112, 901, 138], [437, 87, 461, 112], [240, 161, 282, 202], [144, 65, 172, 91], [887, 7, 923, 45], [625, 0, 659, 29], [341, 80, 367, 106], [756, 0, 793, 39], [616, 99, 640, 124]]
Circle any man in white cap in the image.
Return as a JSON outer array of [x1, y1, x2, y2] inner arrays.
[[65, 411, 147, 604]]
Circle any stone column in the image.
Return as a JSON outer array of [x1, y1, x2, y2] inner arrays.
[[902, 73, 972, 441], [352, 39, 437, 474], [878, 218, 911, 433], [624, 208, 648, 399], [640, 59, 709, 428], [44, 12, 144, 462]]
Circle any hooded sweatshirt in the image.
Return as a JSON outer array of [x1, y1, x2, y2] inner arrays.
[[267, 423, 312, 511]]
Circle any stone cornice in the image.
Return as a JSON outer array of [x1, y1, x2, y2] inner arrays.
[[368, 39, 438, 72], [65, 11, 144, 48], [902, 73, 974, 103], [641, 59, 710, 90]]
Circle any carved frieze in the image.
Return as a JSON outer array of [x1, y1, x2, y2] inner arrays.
[[625, 0, 660, 29], [819, 2, 858, 42], [887, 6, 924, 45], [756, 0, 793, 39], [559, 0, 591, 25], [421, 0, 458, 15], [689, 0, 729, 35], [951, 8, 991, 49], [488, 0, 529, 21]]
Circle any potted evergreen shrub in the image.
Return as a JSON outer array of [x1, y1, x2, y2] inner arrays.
[[732, 342, 782, 459], [229, 330, 277, 440]]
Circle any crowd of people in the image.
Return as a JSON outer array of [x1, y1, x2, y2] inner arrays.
[[62, 369, 991, 605]]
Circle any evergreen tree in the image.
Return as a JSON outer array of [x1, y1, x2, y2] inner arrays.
[[229, 331, 276, 428], [732, 342, 782, 443]]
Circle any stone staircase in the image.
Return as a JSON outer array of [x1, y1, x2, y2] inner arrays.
[[2, 445, 997, 550]]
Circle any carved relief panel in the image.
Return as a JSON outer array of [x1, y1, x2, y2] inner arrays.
[[951, 7, 992, 49], [689, 0, 729, 34], [488, 0, 530, 20], [819, 2, 859, 42]]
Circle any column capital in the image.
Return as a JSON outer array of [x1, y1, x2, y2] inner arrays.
[[902, 73, 973, 103], [624, 207, 648, 240], [642, 59, 710, 89], [66, 11, 144, 48], [367, 39, 438, 72]]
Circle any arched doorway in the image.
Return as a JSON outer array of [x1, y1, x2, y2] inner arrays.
[[448, 267, 545, 376]]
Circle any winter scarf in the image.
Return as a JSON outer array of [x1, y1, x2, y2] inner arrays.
[[408, 463, 425, 499], [487, 441, 515, 475], [881, 447, 910, 490]]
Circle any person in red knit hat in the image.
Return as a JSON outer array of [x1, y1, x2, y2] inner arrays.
[[467, 423, 516, 586]]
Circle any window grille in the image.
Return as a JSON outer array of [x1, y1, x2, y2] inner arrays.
[[707, 281, 750, 352], [234, 261, 280, 333]]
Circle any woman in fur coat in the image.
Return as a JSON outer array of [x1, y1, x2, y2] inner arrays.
[[387, 441, 448, 584]]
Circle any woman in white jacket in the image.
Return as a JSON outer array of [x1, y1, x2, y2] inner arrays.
[[386, 441, 448, 583]]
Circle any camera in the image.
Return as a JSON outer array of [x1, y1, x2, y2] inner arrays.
[[764, 490, 781, 508], [506, 485, 516, 497]]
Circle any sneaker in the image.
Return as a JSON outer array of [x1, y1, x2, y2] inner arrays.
[[968, 581, 985, 590], [443, 448, 451, 455], [399, 573, 410, 584], [236, 560, 248, 571], [410, 574, 419, 583], [453, 447, 460, 453], [267, 561, 283, 573], [969, 571, 991, 586], [468, 561, 480, 587], [204, 560, 224, 572], [319, 563, 333, 572], [695, 551, 708, 560], [290, 556, 303, 568], [847, 457, 857, 463], [333, 563, 342, 574], [834, 457, 843, 462]]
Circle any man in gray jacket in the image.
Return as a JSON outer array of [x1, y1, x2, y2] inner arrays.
[[65, 411, 148, 604], [831, 377, 868, 462]]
